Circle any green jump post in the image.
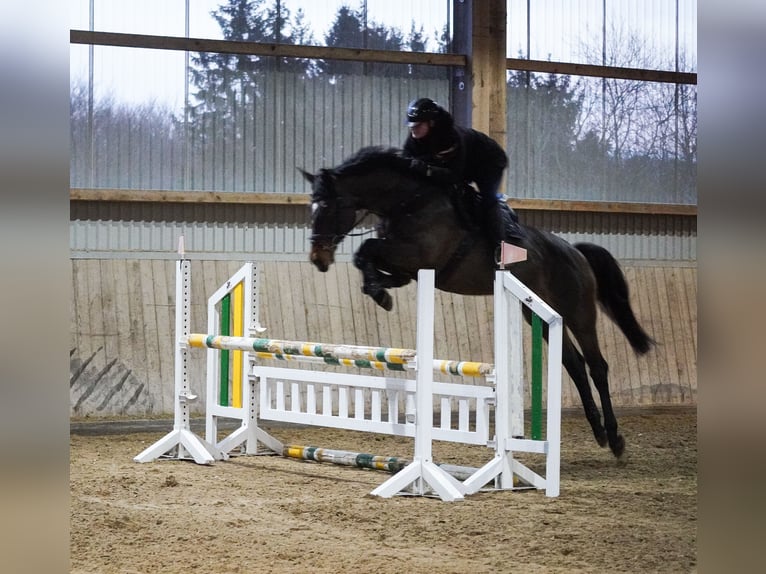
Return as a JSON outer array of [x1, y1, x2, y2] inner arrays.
[[531, 312, 543, 440], [219, 294, 231, 406]]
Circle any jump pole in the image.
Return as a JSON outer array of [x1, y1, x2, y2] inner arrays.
[[282, 445, 479, 481], [186, 335, 493, 378]]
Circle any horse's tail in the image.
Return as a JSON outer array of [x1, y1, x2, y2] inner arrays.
[[575, 242, 656, 355]]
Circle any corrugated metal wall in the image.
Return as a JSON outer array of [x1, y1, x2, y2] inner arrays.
[[70, 202, 696, 262]]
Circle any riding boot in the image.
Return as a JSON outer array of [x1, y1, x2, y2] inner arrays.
[[484, 203, 507, 246], [485, 202, 526, 265]]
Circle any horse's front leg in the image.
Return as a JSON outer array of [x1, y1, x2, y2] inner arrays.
[[353, 238, 413, 311]]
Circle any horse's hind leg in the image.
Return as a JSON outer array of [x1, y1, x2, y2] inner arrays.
[[577, 334, 625, 458], [561, 332, 608, 450]]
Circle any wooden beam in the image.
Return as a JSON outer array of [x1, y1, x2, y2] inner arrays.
[[509, 198, 696, 216], [507, 58, 697, 85], [69, 30, 695, 86], [69, 188, 310, 205], [70, 30, 466, 67], [69, 188, 696, 216]]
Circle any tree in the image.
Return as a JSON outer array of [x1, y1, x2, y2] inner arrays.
[[406, 22, 448, 80], [573, 24, 697, 202], [577, 24, 662, 163], [189, 0, 316, 123], [321, 5, 410, 78], [70, 82, 185, 190], [506, 67, 585, 198]]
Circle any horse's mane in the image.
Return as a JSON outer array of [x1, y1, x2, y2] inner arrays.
[[311, 145, 443, 205], [332, 146, 408, 176]]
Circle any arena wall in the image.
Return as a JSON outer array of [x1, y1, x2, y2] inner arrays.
[[69, 258, 696, 418]]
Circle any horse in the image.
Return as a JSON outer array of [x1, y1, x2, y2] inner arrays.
[[300, 145, 655, 459]]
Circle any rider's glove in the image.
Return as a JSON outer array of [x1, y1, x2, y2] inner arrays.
[[409, 158, 431, 176]]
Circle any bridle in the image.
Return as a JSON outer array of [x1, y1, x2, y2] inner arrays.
[[309, 170, 373, 245]]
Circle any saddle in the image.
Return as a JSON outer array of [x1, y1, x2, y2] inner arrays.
[[450, 185, 525, 243]]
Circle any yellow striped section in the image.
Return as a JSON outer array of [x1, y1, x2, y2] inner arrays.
[[435, 360, 490, 377], [232, 281, 244, 409], [457, 362, 486, 377], [301, 342, 315, 357], [382, 348, 409, 364], [187, 333, 207, 347], [284, 446, 305, 458]]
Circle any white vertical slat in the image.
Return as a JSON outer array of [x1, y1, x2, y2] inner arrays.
[[371, 390, 381, 422], [290, 381, 301, 413], [354, 388, 364, 420], [440, 397, 451, 430], [322, 385, 332, 416]]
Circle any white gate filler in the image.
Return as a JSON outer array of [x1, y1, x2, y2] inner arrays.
[[135, 240, 563, 501]]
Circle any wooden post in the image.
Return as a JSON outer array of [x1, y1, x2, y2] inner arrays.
[[470, 0, 507, 147]]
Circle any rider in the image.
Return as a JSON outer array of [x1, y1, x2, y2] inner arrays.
[[402, 97, 523, 245]]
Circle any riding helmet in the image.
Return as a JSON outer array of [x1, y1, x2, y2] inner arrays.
[[406, 97, 442, 127]]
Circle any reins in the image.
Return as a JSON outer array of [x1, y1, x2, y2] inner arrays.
[[309, 183, 372, 245]]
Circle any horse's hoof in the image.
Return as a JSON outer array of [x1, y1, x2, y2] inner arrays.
[[595, 430, 608, 448], [373, 290, 393, 311], [610, 434, 626, 458], [615, 454, 628, 467]]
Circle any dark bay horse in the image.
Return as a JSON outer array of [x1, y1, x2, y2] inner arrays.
[[300, 146, 655, 459]]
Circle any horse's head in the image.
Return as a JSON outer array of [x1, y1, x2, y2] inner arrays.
[[300, 167, 358, 272]]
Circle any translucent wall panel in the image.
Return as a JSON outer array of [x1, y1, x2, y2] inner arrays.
[[70, 0, 90, 29], [82, 0, 187, 36], [508, 0, 603, 62], [71, 66, 449, 192], [185, 0, 450, 48], [189, 1, 224, 39], [604, 0, 677, 70], [91, 46, 186, 111], [70, 0, 694, 203], [506, 71, 696, 204], [507, 0, 697, 73], [677, 0, 698, 72]]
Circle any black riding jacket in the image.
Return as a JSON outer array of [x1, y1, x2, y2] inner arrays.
[[403, 118, 508, 204]]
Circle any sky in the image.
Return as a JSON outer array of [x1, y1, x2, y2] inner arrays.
[[69, 0, 696, 112]]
